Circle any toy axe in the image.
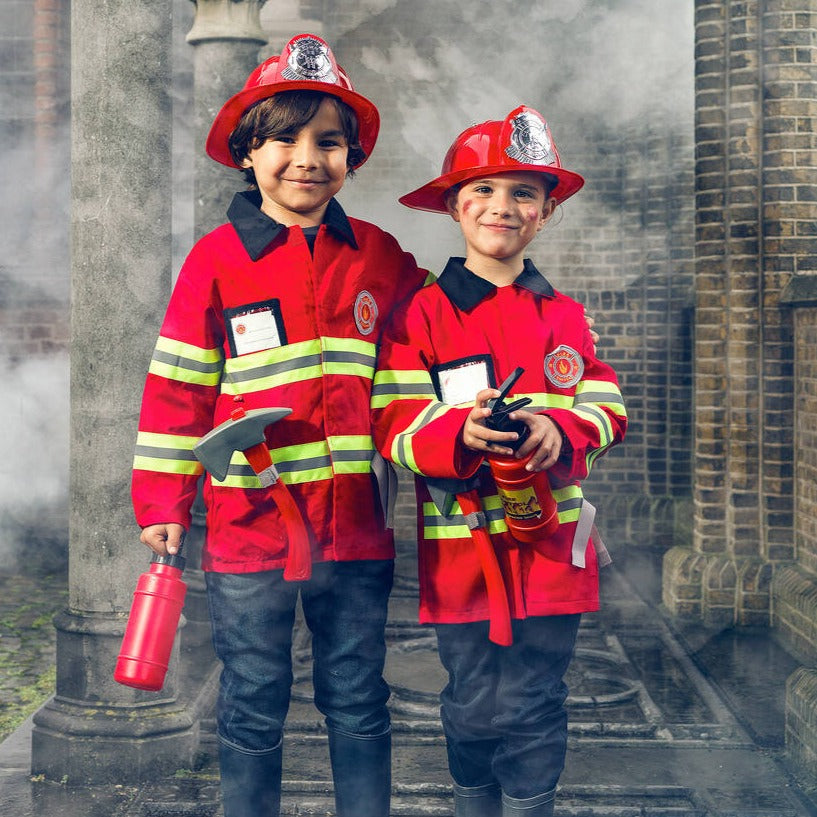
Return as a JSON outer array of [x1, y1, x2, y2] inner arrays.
[[193, 404, 312, 581]]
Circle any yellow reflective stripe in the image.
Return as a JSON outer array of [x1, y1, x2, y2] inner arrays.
[[518, 392, 575, 411], [133, 431, 203, 476], [586, 447, 605, 474], [391, 401, 455, 474], [135, 431, 200, 449], [575, 380, 627, 418], [322, 337, 377, 378], [221, 340, 322, 395], [421, 487, 586, 538], [133, 456, 203, 476], [422, 497, 507, 539], [552, 485, 582, 503], [329, 435, 375, 474], [371, 369, 437, 408], [149, 337, 223, 386], [572, 404, 614, 446], [210, 438, 375, 487], [214, 453, 333, 488]]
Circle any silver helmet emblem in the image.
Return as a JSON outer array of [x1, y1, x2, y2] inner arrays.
[[282, 36, 337, 84], [505, 111, 556, 165]]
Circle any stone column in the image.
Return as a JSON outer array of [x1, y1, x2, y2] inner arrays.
[[663, 0, 817, 779], [30, 0, 197, 784], [187, 0, 267, 238], [663, 0, 802, 627]]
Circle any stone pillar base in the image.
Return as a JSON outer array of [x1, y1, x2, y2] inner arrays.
[[773, 565, 817, 782], [786, 668, 817, 783], [662, 547, 771, 627], [31, 609, 198, 785], [772, 565, 817, 661]]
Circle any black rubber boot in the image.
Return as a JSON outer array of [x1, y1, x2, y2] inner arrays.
[[453, 781, 502, 816], [501, 788, 556, 816], [218, 737, 282, 817], [327, 727, 391, 817]]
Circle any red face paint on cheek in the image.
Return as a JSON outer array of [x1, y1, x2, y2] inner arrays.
[[460, 198, 473, 215]]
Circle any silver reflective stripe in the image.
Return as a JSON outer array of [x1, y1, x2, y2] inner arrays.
[[571, 499, 596, 568]]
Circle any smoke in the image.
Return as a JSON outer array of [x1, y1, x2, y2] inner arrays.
[[0, 352, 69, 573], [0, 108, 70, 574], [332, 0, 694, 275]]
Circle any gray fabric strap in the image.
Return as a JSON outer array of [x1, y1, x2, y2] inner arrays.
[[464, 510, 487, 530], [371, 451, 398, 529], [571, 499, 596, 568]]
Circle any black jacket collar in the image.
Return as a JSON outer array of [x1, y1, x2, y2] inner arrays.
[[227, 190, 358, 261], [436, 257, 555, 311]]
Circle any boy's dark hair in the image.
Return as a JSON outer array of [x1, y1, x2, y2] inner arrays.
[[229, 89, 366, 187]]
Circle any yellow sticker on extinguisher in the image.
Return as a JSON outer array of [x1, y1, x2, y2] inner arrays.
[[496, 485, 543, 520]]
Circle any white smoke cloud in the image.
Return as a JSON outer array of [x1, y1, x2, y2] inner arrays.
[[0, 352, 69, 571]]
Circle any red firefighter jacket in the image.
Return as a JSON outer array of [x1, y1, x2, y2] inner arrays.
[[371, 257, 627, 624], [133, 192, 425, 573]]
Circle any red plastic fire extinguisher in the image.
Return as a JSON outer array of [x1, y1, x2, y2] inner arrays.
[[485, 368, 559, 542], [114, 550, 187, 692]]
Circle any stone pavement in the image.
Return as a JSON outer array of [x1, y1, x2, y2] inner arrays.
[[1, 539, 817, 816]]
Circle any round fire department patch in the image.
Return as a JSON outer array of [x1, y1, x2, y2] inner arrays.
[[544, 345, 584, 388], [354, 290, 378, 336]]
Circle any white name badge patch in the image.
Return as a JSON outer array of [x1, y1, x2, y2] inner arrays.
[[224, 300, 287, 357], [435, 358, 492, 405]]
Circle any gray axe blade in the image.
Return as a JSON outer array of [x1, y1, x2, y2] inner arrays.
[[193, 407, 292, 482]]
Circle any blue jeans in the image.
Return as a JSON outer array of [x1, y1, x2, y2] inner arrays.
[[206, 559, 394, 753], [434, 614, 581, 799]]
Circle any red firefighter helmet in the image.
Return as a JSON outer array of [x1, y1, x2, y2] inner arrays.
[[399, 105, 584, 213], [206, 33, 380, 169]]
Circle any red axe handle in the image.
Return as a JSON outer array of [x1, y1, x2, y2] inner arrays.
[[457, 490, 513, 647], [240, 441, 312, 582]]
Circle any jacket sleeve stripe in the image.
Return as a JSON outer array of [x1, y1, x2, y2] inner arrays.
[[392, 401, 456, 473], [133, 455, 204, 476], [149, 337, 224, 386], [371, 369, 437, 408], [133, 431, 204, 476], [570, 404, 614, 447]]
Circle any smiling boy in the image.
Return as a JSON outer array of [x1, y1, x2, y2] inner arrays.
[[371, 106, 627, 817], [132, 34, 425, 817]]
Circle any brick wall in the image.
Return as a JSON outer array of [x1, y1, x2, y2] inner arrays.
[[690, 0, 803, 568], [320, 1, 696, 548], [0, 0, 70, 362]]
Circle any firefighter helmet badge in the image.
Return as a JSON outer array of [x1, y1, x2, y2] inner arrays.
[[544, 345, 584, 388], [354, 290, 378, 336], [281, 35, 337, 83], [505, 110, 556, 165]]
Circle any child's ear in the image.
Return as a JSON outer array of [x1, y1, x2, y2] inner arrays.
[[445, 193, 461, 222], [240, 156, 253, 169], [539, 197, 557, 226]]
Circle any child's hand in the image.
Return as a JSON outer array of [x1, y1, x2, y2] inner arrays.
[[509, 412, 564, 472], [140, 523, 185, 557], [584, 307, 600, 352], [461, 388, 520, 456]]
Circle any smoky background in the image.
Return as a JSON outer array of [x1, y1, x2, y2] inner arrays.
[[0, 0, 695, 601]]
